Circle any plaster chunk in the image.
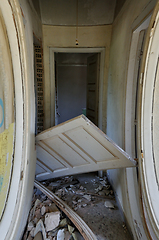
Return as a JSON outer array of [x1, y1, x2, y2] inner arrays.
[[41, 205, 47, 215], [57, 229, 65, 240], [64, 230, 72, 240], [48, 203, 59, 212], [45, 212, 60, 232], [104, 201, 115, 209], [68, 225, 75, 234], [30, 227, 35, 237], [34, 199, 41, 209], [27, 221, 34, 231], [103, 189, 110, 196], [34, 209, 41, 219], [83, 195, 91, 201], [59, 218, 68, 228], [43, 199, 52, 206], [82, 204, 87, 207], [98, 191, 105, 196]]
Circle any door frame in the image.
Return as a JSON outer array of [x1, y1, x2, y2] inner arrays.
[[49, 47, 105, 130], [125, 14, 153, 240]]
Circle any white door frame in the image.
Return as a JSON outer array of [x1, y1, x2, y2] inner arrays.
[[49, 47, 105, 130], [125, 14, 153, 240]]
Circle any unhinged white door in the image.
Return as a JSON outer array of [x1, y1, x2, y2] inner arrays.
[[36, 115, 136, 181]]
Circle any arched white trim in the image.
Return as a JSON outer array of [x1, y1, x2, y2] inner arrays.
[[140, 3, 159, 237], [0, 1, 36, 239], [125, 14, 154, 240]]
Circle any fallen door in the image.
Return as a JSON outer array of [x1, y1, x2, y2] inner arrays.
[[36, 115, 136, 181]]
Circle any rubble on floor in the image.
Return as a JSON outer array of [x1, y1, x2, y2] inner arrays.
[[22, 173, 133, 240], [22, 191, 84, 240], [51, 176, 114, 211]]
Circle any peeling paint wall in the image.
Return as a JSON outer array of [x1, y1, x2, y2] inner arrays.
[[107, 0, 157, 237]]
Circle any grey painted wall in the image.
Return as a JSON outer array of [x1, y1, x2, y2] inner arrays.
[[55, 52, 91, 64], [39, 0, 116, 26], [57, 65, 87, 124], [55, 53, 91, 124]]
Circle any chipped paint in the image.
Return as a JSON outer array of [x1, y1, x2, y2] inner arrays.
[[0, 123, 14, 219]]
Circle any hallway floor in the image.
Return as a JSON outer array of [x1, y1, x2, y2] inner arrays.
[[25, 172, 133, 239], [46, 172, 133, 240], [59, 172, 133, 240]]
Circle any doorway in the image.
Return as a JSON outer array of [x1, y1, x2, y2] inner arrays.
[[55, 53, 89, 124], [55, 52, 100, 126], [50, 48, 105, 130]]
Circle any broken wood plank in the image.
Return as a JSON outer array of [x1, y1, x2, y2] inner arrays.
[[74, 190, 115, 200], [47, 180, 79, 191]]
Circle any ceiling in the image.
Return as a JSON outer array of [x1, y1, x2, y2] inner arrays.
[[31, 0, 127, 26], [39, 0, 116, 26]]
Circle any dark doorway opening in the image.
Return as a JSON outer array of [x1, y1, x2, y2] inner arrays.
[[55, 52, 100, 126]]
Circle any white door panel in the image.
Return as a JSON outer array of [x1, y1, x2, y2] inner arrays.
[[36, 115, 136, 181]]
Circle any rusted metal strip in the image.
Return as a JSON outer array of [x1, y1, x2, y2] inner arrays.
[[34, 180, 97, 240]]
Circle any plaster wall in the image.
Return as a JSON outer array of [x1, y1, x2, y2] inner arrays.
[[57, 65, 87, 124], [39, 0, 116, 26], [43, 25, 112, 130], [20, 0, 42, 40], [107, 0, 157, 237]]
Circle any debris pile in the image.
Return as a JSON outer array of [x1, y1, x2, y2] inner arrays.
[[44, 175, 115, 212], [22, 189, 84, 240], [23, 173, 132, 240]]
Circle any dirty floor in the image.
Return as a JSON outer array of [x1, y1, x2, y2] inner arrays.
[[52, 172, 133, 240], [23, 172, 133, 240]]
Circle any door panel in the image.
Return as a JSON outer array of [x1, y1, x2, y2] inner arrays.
[[87, 54, 100, 125], [36, 115, 136, 181]]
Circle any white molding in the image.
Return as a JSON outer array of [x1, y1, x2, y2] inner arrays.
[[49, 47, 105, 130], [125, 14, 153, 240], [0, 0, 36, 239]]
